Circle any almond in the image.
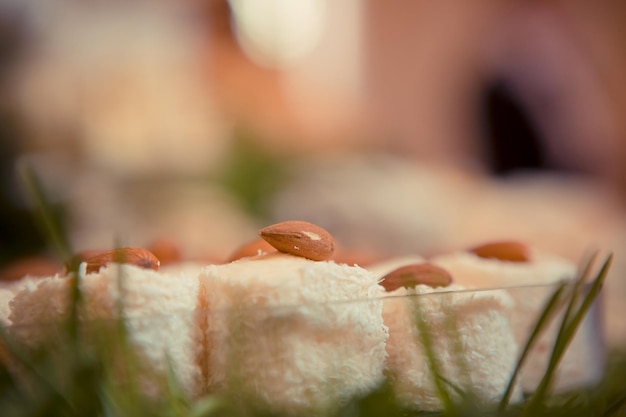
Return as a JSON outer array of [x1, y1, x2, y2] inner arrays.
[[468, 241, 530, 263], [81, 248, 160, 274], [64, 249, 105, 274], [380, 263, 452, 292], [148, 238, 182, 265], [227, 238, 277, 262], [259, 220, 335, 261], [0, 256, 61, 282], [332, 245, 383, 267]]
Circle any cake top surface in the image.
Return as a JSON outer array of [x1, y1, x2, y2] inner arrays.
[[200, 252, 385, 309]]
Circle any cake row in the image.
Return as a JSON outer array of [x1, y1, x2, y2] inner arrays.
[[0, 222, 604, 414]]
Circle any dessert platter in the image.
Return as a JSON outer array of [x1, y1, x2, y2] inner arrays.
[[0, 219, 611, 416]]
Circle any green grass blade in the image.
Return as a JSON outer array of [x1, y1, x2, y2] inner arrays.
[[437, 375, 467, 400], [66, 272, 83, 342], [0, 326, 76, 415], [16, 161, 72, 263], [444, 308, 473, 399], [411, 295, 455, 414], [164, 355, 190, 417], [562, 254, 611, 350], [601, 392, 626, 417], [547, 251, 599, 362], [497, 282, 568, 413], [523, 254, 612, 415]]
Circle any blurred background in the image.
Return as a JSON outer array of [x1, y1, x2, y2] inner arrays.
[[0, 0, 625, 344]]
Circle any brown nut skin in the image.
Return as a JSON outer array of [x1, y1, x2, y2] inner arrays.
[[380, 263, 453, 292], [74, 248, 160, 274], [64, 249, 105, 274], [148, 238, 183, 265], [227, 238, 277, 262], [259, 220, 335, 261], [468, 241, 530, 263], [332, 243, 383, 267], [0, 256, 62, 282]]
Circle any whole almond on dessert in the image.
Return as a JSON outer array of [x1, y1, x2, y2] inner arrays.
[[227, 238, 277, 262], [64, 249, 106, 274], [0, 256, 61, 282], [148, 238, 182, 265], [259, 220, 335, 261], [82, 248, 160, 274], [332, 245, 382, 267], [381, 263, 452, 292], [468, 241, 530, 263]]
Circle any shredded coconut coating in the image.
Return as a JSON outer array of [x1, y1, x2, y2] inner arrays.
[[200, 253, 388, 414], [1, 278, 44, 371], [1, 278, 44, 326], [8, 264, 204, 398], [431, 251, 603, 393], [383, 284, 521, 410]]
